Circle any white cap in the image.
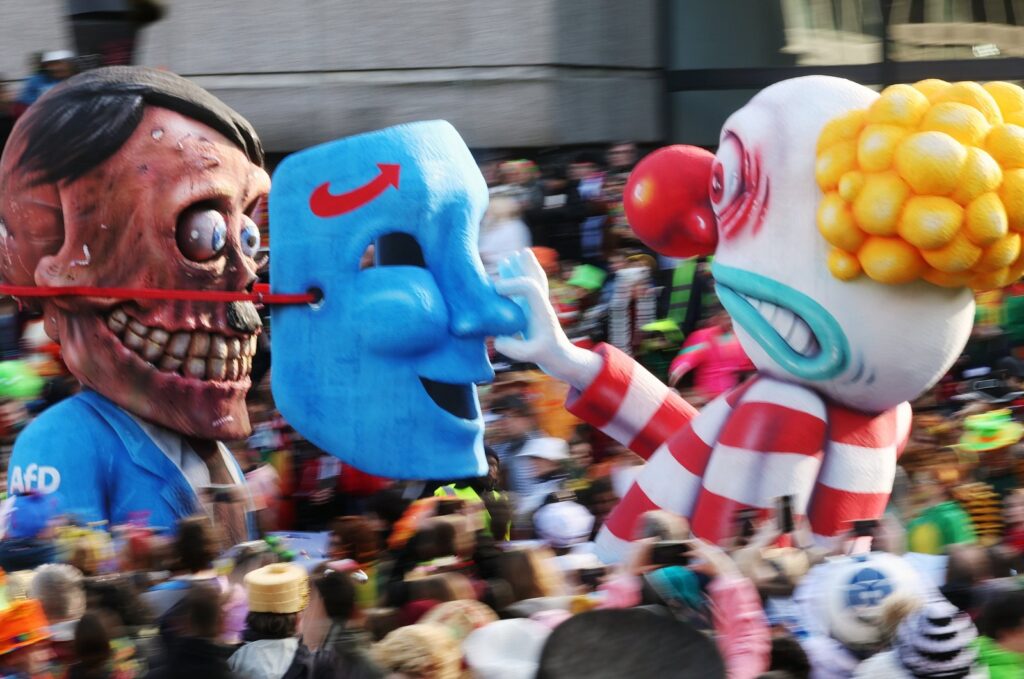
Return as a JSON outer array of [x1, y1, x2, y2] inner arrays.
[[534, 501, 595, 548], [518, 437, 569, 462], [42, 50, 75, 63], [463, 618, 551, 679]]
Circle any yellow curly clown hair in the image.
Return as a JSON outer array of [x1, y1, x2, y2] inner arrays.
[[816, 80, 1024, 291]]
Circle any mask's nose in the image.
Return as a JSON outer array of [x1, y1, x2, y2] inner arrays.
[[449, 283, 525, 338], [624, 145, 719, 258]]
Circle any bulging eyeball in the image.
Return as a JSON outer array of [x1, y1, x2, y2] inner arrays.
[[177, 206, 227, 262], [623, 145, 718, 258], [240, 215, 261, 258]]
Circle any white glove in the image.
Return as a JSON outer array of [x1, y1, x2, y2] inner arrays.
[[493, 250, 602, 391]]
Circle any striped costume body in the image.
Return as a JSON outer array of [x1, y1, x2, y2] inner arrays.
[[570, 344, 912, 561]]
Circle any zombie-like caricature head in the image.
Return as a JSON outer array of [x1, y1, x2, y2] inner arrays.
[[0, 67, 268, 440], [270, 121, 525, 479]]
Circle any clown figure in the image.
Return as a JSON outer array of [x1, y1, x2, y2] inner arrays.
[[495, 75, 1024, 561]]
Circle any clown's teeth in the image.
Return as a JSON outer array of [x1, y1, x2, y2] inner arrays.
[[110, 308, 128, 326], [160, 355, 183, 372], [742, 295, 820, 358], [189, 332, 210, 357], [769, 307, 796, 339], [186, 357, 207, 379], [210, 335, 228, 360], [150, 328, 169, 345], [246, 335, 257, 356], [128, 320, 149, 337], [227, 338, 240, 359], [168, 333, 191, 358]]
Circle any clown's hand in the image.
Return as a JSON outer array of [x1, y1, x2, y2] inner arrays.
[[494, 250, 602, 390]]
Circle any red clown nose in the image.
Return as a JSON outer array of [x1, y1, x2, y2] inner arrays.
[[624, 145, 718, 258]]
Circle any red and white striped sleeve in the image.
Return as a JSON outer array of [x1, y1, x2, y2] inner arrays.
[[593, 380, 757, 563], [688, 379, 828, 545], [566, 343, 699, 460], [805, 401, 911, 542]]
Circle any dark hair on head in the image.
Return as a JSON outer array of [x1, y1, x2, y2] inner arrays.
[[74, 612, 112, 669], [314, 570, 357, 622], [84, 575, 154, 628], [768, 635, 811, 679], [537, 609, 725, 679], [331, 516, 379, 565], [175, 516, 217, 574], [184, 585, 223, 639], [572, 150, 604, 168], [244, 611, 298, 641], [368, 488, 410, 529], [977, 589, 1024, 640], [16, 65, 263, 185]]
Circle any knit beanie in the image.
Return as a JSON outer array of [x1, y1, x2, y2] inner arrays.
[[894, 599, 978, 679]]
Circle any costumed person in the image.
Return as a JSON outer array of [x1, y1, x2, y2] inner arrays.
[[851, 598, 985, 679], [667, 304, 754, 405], [492, 76, 1024, 561], [0, 67, 267, 543], [793, 551, 935, 678], [0, 598, 54, 679], [229, 563, 335, 679]]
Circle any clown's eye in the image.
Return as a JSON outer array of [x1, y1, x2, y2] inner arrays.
[[710, 134, 744, 209], [177, 206, 227, 262], [240, 215, 261, 258]]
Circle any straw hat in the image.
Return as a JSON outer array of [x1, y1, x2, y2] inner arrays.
[[0, 599, 50, 655], [244, 563, 309, 614]]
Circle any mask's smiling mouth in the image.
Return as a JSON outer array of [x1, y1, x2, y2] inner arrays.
[[106, 307, 256, 383], [419, 377, 480, 420], [713, 262, 849, 381]]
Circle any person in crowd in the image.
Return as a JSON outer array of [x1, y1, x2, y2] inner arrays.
[[537, 608, 726, 678], [513, 437, 571, 524], [145, 586, 237, 679], [303, 568, 384, 679], [0, 598, 54, 678], [852, 598, 984, 679], [229, 563, 335, 679], [13, 50, 75, 116], [370, 623, 462, 679], [479, 195, 531, 279], [487, 394, 544, 496], [668, 306, 754, 404], [65, 612, 142, 679], [328, 516, 382, 609], [975, 589, 1024, 677], [30, 564, 86, 668], [142, 516, 221, 622], [767, 635, 811, 679]]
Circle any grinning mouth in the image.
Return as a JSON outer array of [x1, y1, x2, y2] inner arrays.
[[713, 262, 849, 382], [419, 377, 479, 420], [106, 307, 256, 383], [738, 295, 820, 358]]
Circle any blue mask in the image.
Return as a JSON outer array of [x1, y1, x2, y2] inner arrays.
[[269, 121, 526, 479]]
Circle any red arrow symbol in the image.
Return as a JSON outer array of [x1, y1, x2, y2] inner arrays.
[[309, 163, 401, 217]]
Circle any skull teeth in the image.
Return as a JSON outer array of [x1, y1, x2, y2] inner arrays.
[[105, 308, 257, 383]]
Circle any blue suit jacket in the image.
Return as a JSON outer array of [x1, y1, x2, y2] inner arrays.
[[7, 391, 253, 535]]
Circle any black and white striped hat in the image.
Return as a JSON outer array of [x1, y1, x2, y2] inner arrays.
[[895, 599, 978, 679]]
